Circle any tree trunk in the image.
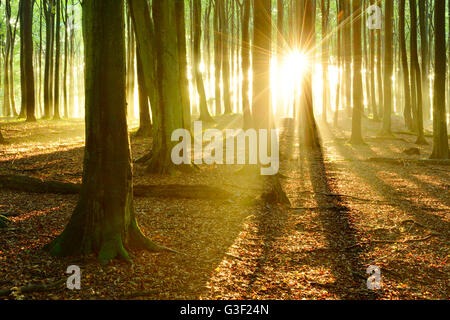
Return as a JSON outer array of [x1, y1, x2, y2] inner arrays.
[[380, 0, 393, 135], [241, 0, 252, 129], [193, 0, 214, 122], [135, 49, 152, 137], [409, 0, 427, 145], [62, 0, 69, 118], [350, 0, 364, 144], [53, 0, 61, 119], [20, 0, 36, 122], [43, 0, 52, 119], [430, 0, 449, 159], [399, 0, 412, 130], [46, 0, 164, 264], [253, 0, 271, 130], [221, 0, 232, 114], [3, 0, 12, 117], [175, 0, 192, 130], [418, 0, 430, 121], [321, 0, 329, 123], [299, 0, 319, 149], [213, 0, 222, 115]]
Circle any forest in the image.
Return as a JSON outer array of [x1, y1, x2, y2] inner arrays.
[[0, 0, 448, 301]]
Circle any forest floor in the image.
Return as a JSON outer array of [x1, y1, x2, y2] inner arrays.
[[0, 115, 448, 300]]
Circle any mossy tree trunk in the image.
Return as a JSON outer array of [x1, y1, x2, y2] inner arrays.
[[46, 0, 162, 264]]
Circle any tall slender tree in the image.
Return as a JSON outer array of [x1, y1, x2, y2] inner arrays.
[[399, 0, 412, 130], [350, 0, 364, 144], [193, 0, 214, 122], [430, 0, 449, 159], [380, 0, 393, 135], [410, 0, 427, 145], [20, 0, 36, 122], [252, 0, 271, 130]]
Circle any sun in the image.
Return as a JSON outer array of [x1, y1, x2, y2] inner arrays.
[[283, 51, 309, 76]]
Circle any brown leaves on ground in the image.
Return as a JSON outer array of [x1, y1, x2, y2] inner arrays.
[[0, 117, 448, 300]]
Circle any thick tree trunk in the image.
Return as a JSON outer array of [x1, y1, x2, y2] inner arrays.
[[430, 0, 449, 159], [46, 0, 164, 264]]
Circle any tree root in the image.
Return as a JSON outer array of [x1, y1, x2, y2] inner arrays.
[[0, 174, 234, 200], [0, 278, 66, 297], [0, 215, 10, 228]]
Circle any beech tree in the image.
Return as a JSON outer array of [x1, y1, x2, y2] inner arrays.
[[431, 0, 449, 159], [46, 0, 167, 263], [20, 0, 36, 122]]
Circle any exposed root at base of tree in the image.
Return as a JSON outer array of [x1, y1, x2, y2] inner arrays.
[[0, 278, 66, 298], [261, 176, 291, 206], [0, 215, 10, 228]]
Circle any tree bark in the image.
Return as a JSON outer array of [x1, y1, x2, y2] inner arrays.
[[46, 0, 164, 264], [20, 0, 36, 122], [430, 0, 449, 159], [193, 0, 214, 122], [380, 0, 393, 135], [399, 0, 412, 130], [350, 0, 364, 144]]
